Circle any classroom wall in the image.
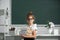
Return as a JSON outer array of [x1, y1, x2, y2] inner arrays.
[[0, 0, 11, 25], [0, 0, 60, 34]]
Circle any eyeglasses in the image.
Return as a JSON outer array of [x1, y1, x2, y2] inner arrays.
[[27, 18, 34, 21]]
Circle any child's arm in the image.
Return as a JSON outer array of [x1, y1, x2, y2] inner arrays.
[[22, 30, 36, 38]]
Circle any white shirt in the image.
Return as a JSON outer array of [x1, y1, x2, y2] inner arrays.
[[27, 24, 37, 31], [20, 24, 37, 36], [25, 24, 37, 36]]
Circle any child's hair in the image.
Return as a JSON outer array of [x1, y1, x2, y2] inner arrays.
[[26, 11, 35, 20]]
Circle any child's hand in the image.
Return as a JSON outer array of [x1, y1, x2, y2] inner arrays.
[[20, 34, 25, 38]]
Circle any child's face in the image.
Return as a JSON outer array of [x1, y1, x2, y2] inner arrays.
[[27, 16, 34, 24]]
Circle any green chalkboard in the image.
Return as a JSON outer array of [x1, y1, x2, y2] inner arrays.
[[12, 0, 60, 24]]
